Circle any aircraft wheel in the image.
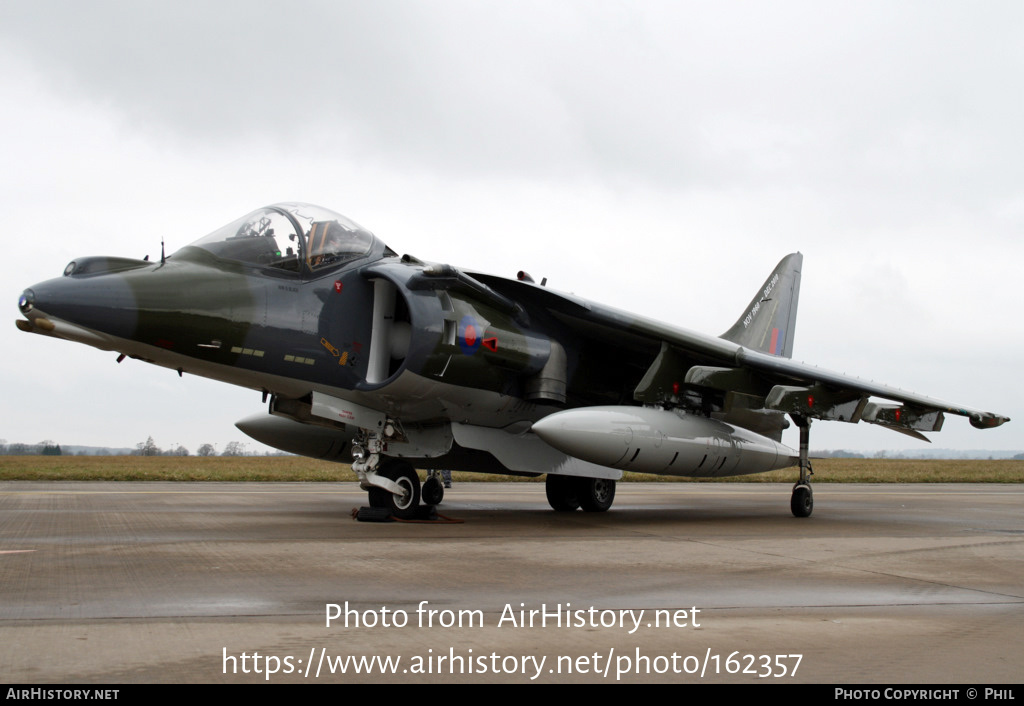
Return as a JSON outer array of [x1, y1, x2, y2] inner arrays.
[[545, 474, 580, 512], [368, 486, 390, 508], [378, 461, 421, 519], [791, 484, 813, 518], [577, 477, 616, 512], [422, 475, 444, 506]]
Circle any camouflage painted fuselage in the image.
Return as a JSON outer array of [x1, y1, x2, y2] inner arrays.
[[18, 203, 1008, 483]]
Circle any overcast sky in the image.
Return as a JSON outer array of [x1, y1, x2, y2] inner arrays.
[[1, 1, 1020, 455]]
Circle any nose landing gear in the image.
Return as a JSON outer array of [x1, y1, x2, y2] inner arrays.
[[422, 472, 445, 506], [367, 460, 421, 519]]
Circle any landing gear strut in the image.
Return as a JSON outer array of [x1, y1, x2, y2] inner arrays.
[[352, 422, 431, 519], [791, 416, 814, 518]]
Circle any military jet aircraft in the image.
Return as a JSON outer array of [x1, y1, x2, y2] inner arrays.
[[16, 203, 1009, 518]]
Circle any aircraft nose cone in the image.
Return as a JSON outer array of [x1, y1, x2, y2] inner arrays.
[[23, 274, 138, 339]]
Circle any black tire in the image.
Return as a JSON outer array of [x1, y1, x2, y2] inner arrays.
[[368, 486, 389, 508], [422, 475, 444, 506], [378, 460, 421, 519], [545, 474, 580, 512], [577, 477, 616, 512], [791, 484, 813, 518]]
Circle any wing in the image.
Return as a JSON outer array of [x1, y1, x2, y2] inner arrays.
[[469, 254, 1009, 442]]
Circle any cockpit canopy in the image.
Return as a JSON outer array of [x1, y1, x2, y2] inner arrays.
[[181, 203, 378, 273]]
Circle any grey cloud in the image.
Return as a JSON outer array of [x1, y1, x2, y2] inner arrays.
[[2, 1, 1022, 211]]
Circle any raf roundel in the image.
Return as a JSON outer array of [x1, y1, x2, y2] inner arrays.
[[458, 315, 483, 355]]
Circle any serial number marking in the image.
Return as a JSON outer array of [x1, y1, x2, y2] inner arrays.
[[742, 273, 779, 329]]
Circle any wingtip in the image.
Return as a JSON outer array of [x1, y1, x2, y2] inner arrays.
[[969, 413, 1010, 429]]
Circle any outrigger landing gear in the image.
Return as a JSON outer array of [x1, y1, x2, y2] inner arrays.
[[791, 416, 814, 518]]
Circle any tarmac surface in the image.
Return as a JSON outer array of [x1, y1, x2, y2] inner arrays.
[[1, 481, 1022, 684]]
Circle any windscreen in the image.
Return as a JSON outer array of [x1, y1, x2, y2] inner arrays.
[[182, 203, 375, 273]]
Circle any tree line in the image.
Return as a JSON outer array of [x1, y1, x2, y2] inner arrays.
[[133, 437, 256, 456], [0, 438, 285, 457], [0, 440, 64, 455]]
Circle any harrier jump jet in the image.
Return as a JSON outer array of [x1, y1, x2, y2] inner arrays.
[[17, 203, 1009, 518]]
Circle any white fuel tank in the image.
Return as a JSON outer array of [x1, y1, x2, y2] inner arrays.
[[532, 406, 797, 478]]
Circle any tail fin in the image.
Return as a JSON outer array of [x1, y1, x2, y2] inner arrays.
[[720, 252, 802, 358]]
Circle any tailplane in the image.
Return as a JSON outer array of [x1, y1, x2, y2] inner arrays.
[[720, 253, 802, 358]]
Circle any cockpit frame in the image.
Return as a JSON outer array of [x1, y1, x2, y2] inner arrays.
[[177, 203, 379, 278]]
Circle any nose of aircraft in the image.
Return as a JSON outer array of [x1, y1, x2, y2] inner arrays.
[[17, 289, 34, 315], [17, 271, 139, 346]]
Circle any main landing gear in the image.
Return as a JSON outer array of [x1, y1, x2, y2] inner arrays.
[[545, 474, 616, 513], [790, 416, 814, 518]]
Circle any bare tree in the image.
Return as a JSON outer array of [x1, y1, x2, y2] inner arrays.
[[135, 436, 161, 456], [221, 441, 245, 457]]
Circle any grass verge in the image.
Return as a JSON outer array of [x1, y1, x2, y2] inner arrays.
[[0, 456, 1021, 483]]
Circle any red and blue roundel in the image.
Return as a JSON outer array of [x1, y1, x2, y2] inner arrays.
[[458, 315, 483, 355]]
